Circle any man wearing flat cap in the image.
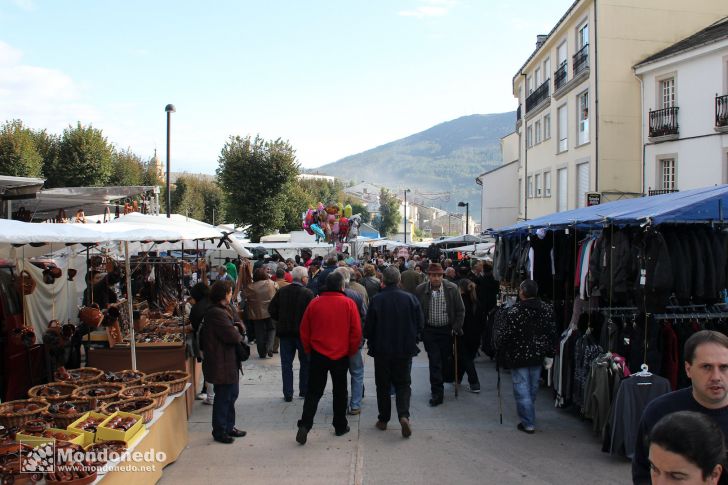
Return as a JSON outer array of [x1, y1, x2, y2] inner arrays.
[[415, 262, 465, 406]]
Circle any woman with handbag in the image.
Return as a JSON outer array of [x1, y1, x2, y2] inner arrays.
[[202, 280, 247, 444]]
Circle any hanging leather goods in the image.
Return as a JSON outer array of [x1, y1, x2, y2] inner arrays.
[[15, 270, 36, 295], [67, 268, 77, 281], [79, 303, 104, 328], [105, 257, 116, 273], [115, 204, 120, 219]]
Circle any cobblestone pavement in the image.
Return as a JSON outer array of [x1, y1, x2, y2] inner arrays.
[[160, 347, 631, 485]]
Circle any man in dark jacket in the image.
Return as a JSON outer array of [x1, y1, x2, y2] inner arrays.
[[414, 263, 465, 406], [269, 266, 314, 402], [366, 266, 423, 437], [202, 280, 246, 444], [493, 279, 556, 434], [310, 254, 338, 295], [400, 265, 425, 294]]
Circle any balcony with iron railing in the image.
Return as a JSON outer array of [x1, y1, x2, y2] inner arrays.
[[648, 188, 679, 197], [573, 44, 589, 76], [525, 79, 550, 112], [716, 94, 728, 128], [648, 106, 679, 139], [554, 61, 568, 91]]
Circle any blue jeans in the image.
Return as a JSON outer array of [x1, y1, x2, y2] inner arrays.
[[212, 381, 239, 438], [511, 366, 541, 430], [279, 336, 309, 398], [348, 348, 364, 410]]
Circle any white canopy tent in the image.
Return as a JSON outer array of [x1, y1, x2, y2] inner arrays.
[[0, 216, 234, 370]]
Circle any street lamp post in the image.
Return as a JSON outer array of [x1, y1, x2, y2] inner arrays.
[[403, 189, 411, 244], [458, 201, 469, 235], [165, 104, 176, 218]]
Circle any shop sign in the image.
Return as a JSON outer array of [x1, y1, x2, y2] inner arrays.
[[586, 192, 601, 207]]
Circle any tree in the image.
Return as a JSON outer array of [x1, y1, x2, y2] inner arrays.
[[374, 187, 400, 237], [171, 175, 224, 225], [217, 135, 299, 242], [109, 148, 145, 186], [279, 181, 312, 233], [0, 120, 43, 177], [32, 129, 59, 179], [46, 123, 113, 187], [348, 202, 370, 223]]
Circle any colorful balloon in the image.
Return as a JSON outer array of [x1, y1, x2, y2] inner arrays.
[[311, 223, 325, 241], [344, 204, 352, 218]]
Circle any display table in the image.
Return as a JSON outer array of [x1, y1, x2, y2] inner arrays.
[[87, 346, 197, 417], [96, 388, 189, 485]]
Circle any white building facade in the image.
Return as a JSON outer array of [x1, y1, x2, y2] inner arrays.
[[634, 19, 728, 193]]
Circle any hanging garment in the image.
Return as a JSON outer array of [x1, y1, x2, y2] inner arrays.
[[661, 324, 679, 390], [604, 373, 671, 459]]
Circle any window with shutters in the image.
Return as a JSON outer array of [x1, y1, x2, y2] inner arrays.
[[576, 162, 590, 208], [535, 173, 542, 197], [578, 90, 589, 145], [558, 104, 568, 152], [557, 168, 568, 212], [544, 171, 552, 197], [526, 125, 533, 148], [660, 158, 676, 190], [535, 67, 541, 88], [535, 120, 542, 144], [543, 58, 551, 86]]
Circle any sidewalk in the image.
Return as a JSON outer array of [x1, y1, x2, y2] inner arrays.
[[160, 349, 630, 485]]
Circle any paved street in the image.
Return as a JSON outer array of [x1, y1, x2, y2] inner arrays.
[[160, 348, 630, 485]]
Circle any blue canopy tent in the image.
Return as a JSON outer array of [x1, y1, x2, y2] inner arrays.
[[491, 185, 728, 235]]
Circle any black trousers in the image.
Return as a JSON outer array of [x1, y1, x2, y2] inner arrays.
[[298, 350, 349, 432], [212, 381, 239, 438], [423, 326, 454, 398], [252, 318, 275, 357], [456, 338, 480, 386], [374, 356, 412, 422]]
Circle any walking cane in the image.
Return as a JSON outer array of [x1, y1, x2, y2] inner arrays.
[[496, 362, 503, 424], [453, 335, 459, 399]]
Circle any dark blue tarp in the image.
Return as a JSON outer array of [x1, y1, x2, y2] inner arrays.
[[491, 185, 728, 235]]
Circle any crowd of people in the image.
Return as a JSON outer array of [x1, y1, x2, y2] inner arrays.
[[186, 246, 504, 444], [184, 245, 728, 485]]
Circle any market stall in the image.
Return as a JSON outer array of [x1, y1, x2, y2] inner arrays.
[[0, 216, 233, 484], [489, 184, 728, 458]]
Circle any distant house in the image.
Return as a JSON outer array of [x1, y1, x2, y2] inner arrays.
[[298, 173, 336, 183]]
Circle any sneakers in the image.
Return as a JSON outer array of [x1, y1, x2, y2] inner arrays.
[[296, 425, 309, 445], [517, 423, 535, 435], [468, 384, 481, 394], [335, 426, 350, 437], [203, 397, 214, 405], [375, 421, 387, 431], [399, 417, 412, 438], [347, 407, 361, 415]]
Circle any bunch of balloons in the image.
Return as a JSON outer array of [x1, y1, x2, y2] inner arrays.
[[302, 202, 361, 243]]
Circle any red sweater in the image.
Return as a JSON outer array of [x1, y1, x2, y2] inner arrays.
[[300, 291, 362, 360]]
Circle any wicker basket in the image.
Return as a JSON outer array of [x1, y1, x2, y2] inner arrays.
[[28, 382, 78, 403], [100, 370, 146, 387], [118, 384, 170, 409], [71, 383, 125, 405], [43, 399, 100, 428], [55, 367, 104, 385], [142, 371, 189, 394], [101, 398, 156, 424], [0, 399, 50, 428]]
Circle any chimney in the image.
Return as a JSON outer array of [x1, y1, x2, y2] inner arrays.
[[536, 35, 548, 49]]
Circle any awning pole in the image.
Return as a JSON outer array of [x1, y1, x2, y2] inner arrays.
[[124, 241, 137, 370]]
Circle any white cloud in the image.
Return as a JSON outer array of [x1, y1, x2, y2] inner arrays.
[[0, 41, 99, 131], [399, 0, 458, 18]]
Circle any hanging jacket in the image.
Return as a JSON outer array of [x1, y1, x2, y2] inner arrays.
[[493, 298, 556, 369]]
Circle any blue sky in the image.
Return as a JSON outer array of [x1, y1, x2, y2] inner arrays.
[[0, 0, 573, 171]]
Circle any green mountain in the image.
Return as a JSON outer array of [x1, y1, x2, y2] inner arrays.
[[312, 112, 516, 216]]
